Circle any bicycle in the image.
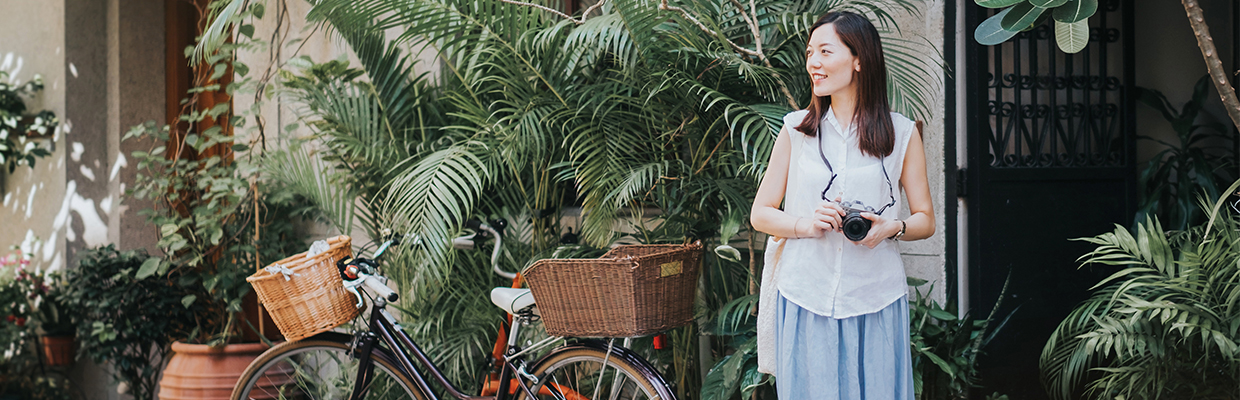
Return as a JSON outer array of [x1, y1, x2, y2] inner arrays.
[[230, 220, 678, 400]]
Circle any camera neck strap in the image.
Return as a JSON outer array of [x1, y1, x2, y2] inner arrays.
[[816, 130, 896, 214]]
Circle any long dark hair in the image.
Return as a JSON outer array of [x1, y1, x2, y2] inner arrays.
[[794, 11, 894, 158]]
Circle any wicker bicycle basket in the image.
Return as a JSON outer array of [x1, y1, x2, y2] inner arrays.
[[247, 236, 360, 342], [523, 241, 703, 337]]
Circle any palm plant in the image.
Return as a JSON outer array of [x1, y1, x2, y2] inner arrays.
[[1040, 181, 1240, 400]]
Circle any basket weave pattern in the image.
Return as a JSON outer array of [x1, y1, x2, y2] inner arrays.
[[524, 242, 702, 337], [247, 235, 359, 342]]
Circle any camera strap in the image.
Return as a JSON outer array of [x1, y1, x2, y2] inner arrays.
[[816, 130, 896, 214]]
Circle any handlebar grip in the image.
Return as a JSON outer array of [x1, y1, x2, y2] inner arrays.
[[363, 275, 399, 302], [465, 219, 483, 230]]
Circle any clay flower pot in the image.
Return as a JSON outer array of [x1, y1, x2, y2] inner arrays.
[[40, 335, 76, 366], [158, 342, 270, 400]]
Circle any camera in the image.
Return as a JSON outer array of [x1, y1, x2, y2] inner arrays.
[[838, 200, 876, 241]]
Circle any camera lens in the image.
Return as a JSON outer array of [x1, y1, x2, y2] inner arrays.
[[842, 212, 870, 241]]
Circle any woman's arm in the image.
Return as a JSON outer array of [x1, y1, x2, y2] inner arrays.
[[857, 127, 935, 247], [896, 130, 935, 240], [751, 126, 834, 238]]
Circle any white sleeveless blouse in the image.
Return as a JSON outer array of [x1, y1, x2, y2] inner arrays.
[[775, 108, 916, 318]]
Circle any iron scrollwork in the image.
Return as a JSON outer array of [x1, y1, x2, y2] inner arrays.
[[983, 0, 1127, 169]]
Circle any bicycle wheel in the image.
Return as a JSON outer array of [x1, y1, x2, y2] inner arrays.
[[519, 342, 675, 400], [232, 333, 427, 400]]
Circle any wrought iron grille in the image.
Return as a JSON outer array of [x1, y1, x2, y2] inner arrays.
[[983, 0, 1127, 168]]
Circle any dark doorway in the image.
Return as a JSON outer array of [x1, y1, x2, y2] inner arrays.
[[963, 1, 1136, 398]]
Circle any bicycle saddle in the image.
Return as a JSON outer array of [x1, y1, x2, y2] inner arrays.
[[490, 287, 537, 315]]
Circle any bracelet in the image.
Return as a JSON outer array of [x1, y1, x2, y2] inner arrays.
[[889, 220, 906, 241], [793, 218, 803, 239]]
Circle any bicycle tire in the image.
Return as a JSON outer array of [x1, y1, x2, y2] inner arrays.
[[231, 332, 428, 400], [517, 341, 676, 400]]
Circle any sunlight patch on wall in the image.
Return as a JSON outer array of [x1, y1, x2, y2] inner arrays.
[[24, 183, 37, 218], [41, 230, 59, 272], [70, 142, 84, 161], [79, 164, 95, 181], [110, 153, 126, 181], [52, 180, 109, 247]]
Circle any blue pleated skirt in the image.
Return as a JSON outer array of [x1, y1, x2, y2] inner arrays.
[[774, 292, 914, 400]]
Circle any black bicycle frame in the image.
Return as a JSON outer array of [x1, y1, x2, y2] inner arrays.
[[349, 300, 537, 400]]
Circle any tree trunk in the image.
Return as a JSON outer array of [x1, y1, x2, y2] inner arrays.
[[1181, 0, 1240, 134]]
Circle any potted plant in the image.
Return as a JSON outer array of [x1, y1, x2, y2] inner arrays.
[[32, 273, 75, 367], [0, 70, 56, 173], [124, 116, 312, 399], [1, 242, 74, 400], [60, 245, 201, 400]]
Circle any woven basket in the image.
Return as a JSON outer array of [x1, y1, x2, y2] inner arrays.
[[523, 241, 702, 337], [247, 236, 360, 342]]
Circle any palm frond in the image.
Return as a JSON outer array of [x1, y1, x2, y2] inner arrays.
[[262, 142, 359, 235], [384, 142, 494, 281]]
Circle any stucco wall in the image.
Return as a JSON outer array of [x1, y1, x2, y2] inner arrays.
[[1, 0, 68, 274], [894, 0, 949, 304]]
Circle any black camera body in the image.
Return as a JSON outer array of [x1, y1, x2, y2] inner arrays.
[[838, 200, 877, 241]]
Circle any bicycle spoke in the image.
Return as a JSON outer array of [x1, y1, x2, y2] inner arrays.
[[234, 341, 423, 400]]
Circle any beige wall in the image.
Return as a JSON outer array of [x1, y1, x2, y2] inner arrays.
[[894, 0, 949, 304], [1, 0, 68, 274]]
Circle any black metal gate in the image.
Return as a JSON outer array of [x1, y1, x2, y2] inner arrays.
[[964, 1, 1135, 398]]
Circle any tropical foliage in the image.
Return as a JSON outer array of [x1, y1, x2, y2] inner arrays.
[[908, 276, 1014, 400], [1040, 182, 1240, 400], [1133, 75, 1235, 231], [200, 0, 939, 397]]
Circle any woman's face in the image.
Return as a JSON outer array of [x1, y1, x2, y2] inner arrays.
[[805, 23, 860, 98]]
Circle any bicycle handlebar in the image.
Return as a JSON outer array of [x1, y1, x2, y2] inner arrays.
[[360, 273, 399, 302], [342, 219, 511, 305]]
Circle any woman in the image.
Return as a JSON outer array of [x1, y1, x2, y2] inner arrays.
[[750, 11, 933, 399]]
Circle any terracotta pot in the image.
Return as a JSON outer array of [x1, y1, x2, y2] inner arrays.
[[40, 335, 76, 366], [158, 342, 274, 400]]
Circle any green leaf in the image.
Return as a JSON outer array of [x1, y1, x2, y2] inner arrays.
[[929, 308, 960, 322], [136, 257, 161, 279], [211, 63, 228, 80], [181, 294, 197, 308], [1001, 2, 1047, 31], [1054, 19, 1089, 53], [714, 245, 741, 263], [239, 24, 255, 39], [160, 224, 179, 236], [250, 3, 264, 19], [1030, 0, 1068, 7], [1052, 0, 1097, 23], [975, 0, 1026, 8], [232, 143, 250, 152], [975, 8, 1020, 45]]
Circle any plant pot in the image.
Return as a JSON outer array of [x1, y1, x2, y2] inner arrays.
[[40, 335, 76, 366], [158, 342, 274, 400]]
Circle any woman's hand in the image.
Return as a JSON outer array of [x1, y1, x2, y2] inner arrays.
[[855, 212, 902, 248], [798, 200, 846, 238]]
